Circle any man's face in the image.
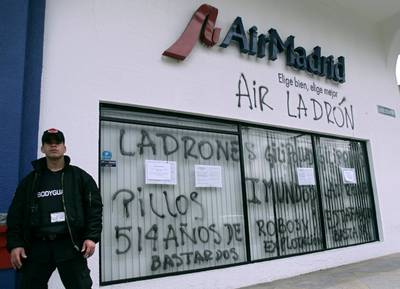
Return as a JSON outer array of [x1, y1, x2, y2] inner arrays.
[[41, 141, 66, 160]]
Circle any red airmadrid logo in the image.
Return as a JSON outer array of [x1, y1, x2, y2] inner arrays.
[[162, 4, 221, 60]]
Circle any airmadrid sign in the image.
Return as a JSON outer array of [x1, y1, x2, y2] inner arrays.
[[163, 4, 346, 83]]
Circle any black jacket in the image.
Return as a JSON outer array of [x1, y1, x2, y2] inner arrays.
[[7, 156, 103, 252]]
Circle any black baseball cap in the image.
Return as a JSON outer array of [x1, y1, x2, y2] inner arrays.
[[42, 128, 65, 144]]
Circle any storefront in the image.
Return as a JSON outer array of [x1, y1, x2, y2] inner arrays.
[[2, 1, 400, 289]]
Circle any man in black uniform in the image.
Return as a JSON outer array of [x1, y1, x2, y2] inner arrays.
[[7, 128, 103, 289]]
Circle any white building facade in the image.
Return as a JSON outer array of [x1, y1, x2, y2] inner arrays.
[[32, 0, 400, 288]]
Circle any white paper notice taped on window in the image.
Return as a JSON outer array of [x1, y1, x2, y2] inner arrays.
[[341, 168, 357, 184], [195, 165, 222, 188], [145, 160, 177, 185], [296, 167, 316, 186]]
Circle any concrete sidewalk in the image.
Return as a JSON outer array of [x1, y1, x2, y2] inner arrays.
[[239, 253, 400, 289]]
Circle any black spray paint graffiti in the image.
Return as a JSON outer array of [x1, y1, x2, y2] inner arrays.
[[330, 225, 372, 243], [114, 222, 243, 264], [150, 248, 239, 271], [120, 128, 315, 170], [139, 223, 242, 251], [111, 186, 244, 270], [236, 73, 273, 111], [255, 218, 322, 254], [286, 90, 354, 130], [114, 222, 243, 254], [119, 128, 240, 162], [323, 181, 370, 199], [112, 186, 204, 220], [113, 129, 374, 265], [324, 207, 374, 242], [115, 226, 132, 254], [325, 207, 372, 228], [256, 218, 310, 236], [234, 73, 355, 130], [318, 145, 365, 169], [246, 178, 317, 205], [264, 141, 314, 167], [278, 235, 322, 253], [112, 189, 134, 218], [247, 180, 375, 252]]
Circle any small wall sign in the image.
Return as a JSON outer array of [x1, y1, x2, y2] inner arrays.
[[377, 105, 396, 118]]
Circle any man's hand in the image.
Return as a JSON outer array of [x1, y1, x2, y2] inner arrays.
[[81, 239, 96, 258], [10, 247, 27, 269]]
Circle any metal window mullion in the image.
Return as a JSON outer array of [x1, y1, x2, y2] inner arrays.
[[311, 136, 327, 250], [238, 125, 252, 262]]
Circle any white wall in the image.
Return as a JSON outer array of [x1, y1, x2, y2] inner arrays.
[[39, 0, 400, 288]]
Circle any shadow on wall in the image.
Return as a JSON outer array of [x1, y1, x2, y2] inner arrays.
[[381, 8, 400, 87], [396, 55, 400, 85]]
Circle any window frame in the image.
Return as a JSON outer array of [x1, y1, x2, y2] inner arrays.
[[99, 103, 379, 286]]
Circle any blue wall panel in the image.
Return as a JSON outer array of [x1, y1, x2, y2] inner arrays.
[[0, 0, 45, 288], [19, 0, 46, 179], [0, 0, 29, 213]]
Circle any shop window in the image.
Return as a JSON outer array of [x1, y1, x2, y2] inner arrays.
[[242, 127, 324, 260], [315, 137, 378, 248], [100, 104, 378, 285], [100, 108, 246, 283]]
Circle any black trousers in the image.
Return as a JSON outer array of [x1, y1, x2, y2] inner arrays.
[[19, 238, 92, 289]]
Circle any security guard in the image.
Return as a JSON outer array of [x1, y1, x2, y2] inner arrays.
[[7, 128, 103, 289]]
